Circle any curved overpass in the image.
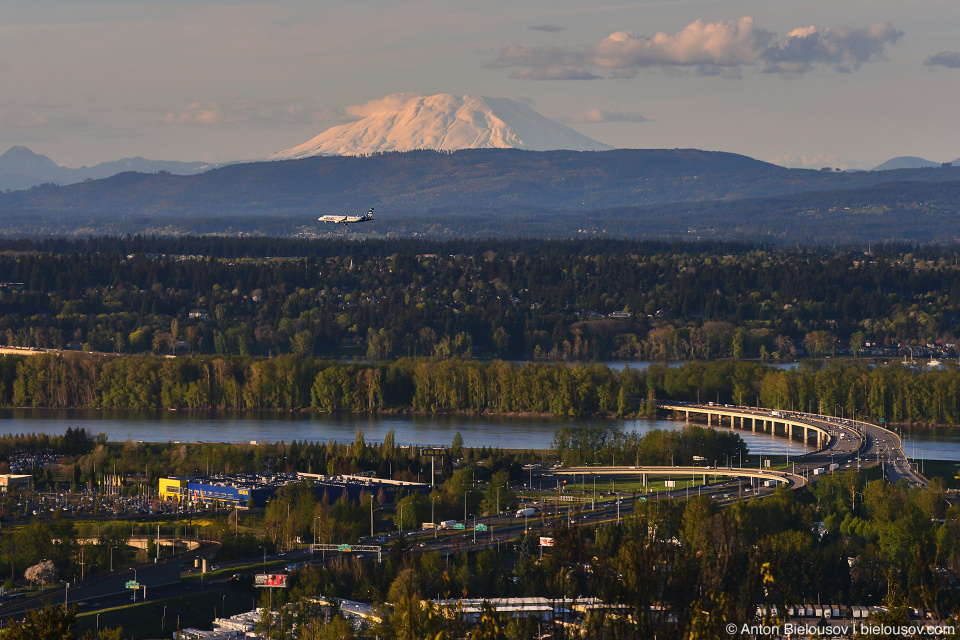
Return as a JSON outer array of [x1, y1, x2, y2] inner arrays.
[[554, 465, 806, 490]]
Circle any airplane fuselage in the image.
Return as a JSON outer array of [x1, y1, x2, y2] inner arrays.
[[318, 208, 374, 224]]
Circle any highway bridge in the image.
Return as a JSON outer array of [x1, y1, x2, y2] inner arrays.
[[658, 402, 928, 488], [549, 402, 927, 498]]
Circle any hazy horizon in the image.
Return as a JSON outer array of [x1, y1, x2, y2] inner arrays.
[[2, 1, 958, 171]]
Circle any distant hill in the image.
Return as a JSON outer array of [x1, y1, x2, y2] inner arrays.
[[0, 146, 221, 191], [872, 156, 942, 171], [270, 93, 612, 159], [0, 148, 800, 215], [2, 147, 960, 243]]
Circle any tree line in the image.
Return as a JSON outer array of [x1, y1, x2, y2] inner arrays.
[[6, 353, 960, 426]]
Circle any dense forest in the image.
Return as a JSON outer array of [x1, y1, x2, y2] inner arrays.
[[0, 237, 959, 362], [4, 354, 960, 426]]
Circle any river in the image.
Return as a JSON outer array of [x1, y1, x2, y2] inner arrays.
[[0, 409, 955, 460]]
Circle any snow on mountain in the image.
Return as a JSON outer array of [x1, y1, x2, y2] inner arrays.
[[270, 93, 612, 159]]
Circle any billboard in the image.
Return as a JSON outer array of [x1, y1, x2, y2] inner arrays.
[[539, 537, 555, 547], [255, 574, 288, 588]]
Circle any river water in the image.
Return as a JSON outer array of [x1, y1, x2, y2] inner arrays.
[[0, 408, 955, 460]]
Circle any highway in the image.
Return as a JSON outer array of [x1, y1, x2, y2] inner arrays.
[[1, 403, 927, 620], [660, 402, 928, 487], [279, 403, 930, 565]]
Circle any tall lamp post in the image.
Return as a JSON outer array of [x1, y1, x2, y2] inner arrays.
[[259, 546, 266, 574]]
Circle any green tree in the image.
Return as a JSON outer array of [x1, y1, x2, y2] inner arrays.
[[4, 605, 76, 640]]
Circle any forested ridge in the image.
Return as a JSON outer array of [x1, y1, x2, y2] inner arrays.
[[1, 237, 959, 362], [3, 148, 960, 241]]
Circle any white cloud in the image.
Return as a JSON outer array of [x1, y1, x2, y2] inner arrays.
[[591, 18, 769, 70], [491, 17, 902, 80], [568, 109, 649, 123], [769, 153, 848, 170], [762, 22, 903, 74]]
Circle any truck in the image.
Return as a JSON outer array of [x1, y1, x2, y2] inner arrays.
[[422, 522, 436, 530], [438, 520, 457, 530], [829, 463, 840, 471], [770, 410, 782, 418], [813, 467, 825, 476], [515, 508, 535, 518]]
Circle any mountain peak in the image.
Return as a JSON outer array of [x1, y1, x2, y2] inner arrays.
[[270, 93, 612, 159], [0, 146, 60, 173]]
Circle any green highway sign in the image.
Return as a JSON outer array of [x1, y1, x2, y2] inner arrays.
[[125, 581, 140, 589], [475, 523, 488, 532], [338, 544, 352, 552], [453, 523, 466, 530]]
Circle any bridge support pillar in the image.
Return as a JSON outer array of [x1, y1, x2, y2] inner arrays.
[[642, 474, 647, 487], [787, 424, 792, 440], [685, 410, 690, 423], [707, 413, 712, 426]]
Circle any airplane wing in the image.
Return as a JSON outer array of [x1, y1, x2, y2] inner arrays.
[[318, 215, 347, 223]]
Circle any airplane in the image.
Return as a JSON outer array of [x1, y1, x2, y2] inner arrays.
[[318, 208, 374, 225]]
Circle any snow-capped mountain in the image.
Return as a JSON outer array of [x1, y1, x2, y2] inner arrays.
[[270, 93, 612, 159]]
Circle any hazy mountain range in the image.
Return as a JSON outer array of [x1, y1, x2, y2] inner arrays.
[[0, 146, 222, 192]]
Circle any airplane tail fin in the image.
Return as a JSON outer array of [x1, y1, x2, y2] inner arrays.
[[367, 208, 374, 219]]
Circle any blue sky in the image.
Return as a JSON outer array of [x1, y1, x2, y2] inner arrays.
[[1, 0, 958, 169]]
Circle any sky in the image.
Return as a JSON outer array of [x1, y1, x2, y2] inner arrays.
[[1, 0, 959, 170]]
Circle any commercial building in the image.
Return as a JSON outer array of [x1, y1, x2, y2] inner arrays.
[[0, 474, 31, 492], [159, 472, 427, 509]]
